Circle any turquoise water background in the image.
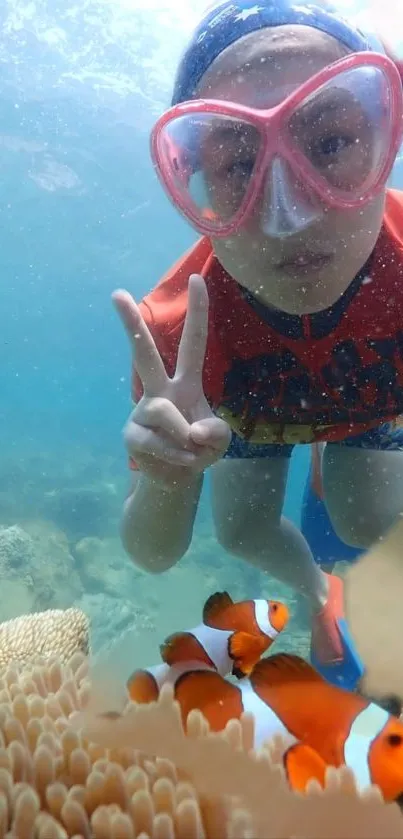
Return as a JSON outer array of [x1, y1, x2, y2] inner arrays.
[[0, 0, 402, 681]]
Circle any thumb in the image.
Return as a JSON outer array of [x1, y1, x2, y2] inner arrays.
[[189, 417, 232, 452]]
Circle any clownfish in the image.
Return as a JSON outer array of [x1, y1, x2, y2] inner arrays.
[[151, 653, 403, 803], [127, 657, 328, 794], [248, 654, 403, 804], [127, 591, 289, 704], [161, 591, 289, 678]]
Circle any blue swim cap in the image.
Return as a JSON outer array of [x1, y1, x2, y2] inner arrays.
[[172, 0, 385, 105]]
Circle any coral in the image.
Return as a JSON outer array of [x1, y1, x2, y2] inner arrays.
[[0, 608, 90, 668], [77, 593, 153, 660], [0, 523, 83, 618], [73, 537, 142, 599], [0, 525, 34, 572], [0, 448, 125, 526], [44, 483, 120, 542], [0, 652, 401, 838]]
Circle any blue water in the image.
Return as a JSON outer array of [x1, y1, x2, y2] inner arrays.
[[0, 0, 402, 669], [0, 56, 310, 527]]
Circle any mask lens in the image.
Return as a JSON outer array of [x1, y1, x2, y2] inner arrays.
[[156, 112, 262, 230], [287, 64, 395, 200]]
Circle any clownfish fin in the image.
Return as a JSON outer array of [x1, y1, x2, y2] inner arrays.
[[283, 742, 327, 792], [202, 591, 234, 626], [160, 631, 211, 668], [251, 653, 326, 689], [228, 631, 266, 677], [127, 669, 160, 704]]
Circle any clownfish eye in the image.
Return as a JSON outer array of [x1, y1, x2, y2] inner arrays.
[[271, 604, 278, 612], [387, 733, 403, 747]]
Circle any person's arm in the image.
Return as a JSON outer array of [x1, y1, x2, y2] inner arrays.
[[114, 271, 230, 573], [121, 471, 204, 572]]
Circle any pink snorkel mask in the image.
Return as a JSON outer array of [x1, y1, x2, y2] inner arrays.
[[150, 0, 403, 240]]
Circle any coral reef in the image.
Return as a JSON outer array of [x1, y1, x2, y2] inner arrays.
[[0, 608, 90, 668], [43, 483, 120, 542], [0, 447, 311, 669], [77, 593, 152, 655], [0, 449, 124, 534], [0, 516, 310, 665], [0, 652, 401, 838], [0, 523, 83, 618]]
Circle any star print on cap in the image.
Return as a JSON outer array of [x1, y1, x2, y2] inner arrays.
[[171, 0, 380, 106]]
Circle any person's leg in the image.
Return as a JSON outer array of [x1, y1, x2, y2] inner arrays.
[[320, 561, 335, 573], [315, 423, 403, 690], [211, 436, 361, 688], [301, 443, 363, 572], [211, 439, 329, 608], [323, 424, 403, 548]]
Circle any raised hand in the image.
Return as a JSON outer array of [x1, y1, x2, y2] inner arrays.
[[112, 274, 232, 485]]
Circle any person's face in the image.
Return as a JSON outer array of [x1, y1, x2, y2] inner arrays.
[[195, 25, 386, 314]]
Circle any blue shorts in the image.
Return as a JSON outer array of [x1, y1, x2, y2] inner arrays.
[[224, 421, 403, 459]]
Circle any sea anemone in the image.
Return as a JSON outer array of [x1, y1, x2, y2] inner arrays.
[[0, 651, 401, 838]]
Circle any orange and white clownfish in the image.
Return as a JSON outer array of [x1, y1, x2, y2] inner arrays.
[[129, 653, 403, 802], [246, 653, 403, 803], [160, 591, 289, 679], [127, 591, 289, 704], [128, 657, 327, 794]]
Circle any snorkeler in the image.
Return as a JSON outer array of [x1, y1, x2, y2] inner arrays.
[[113, 0, 403, 690]]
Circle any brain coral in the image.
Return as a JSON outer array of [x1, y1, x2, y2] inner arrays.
[[0, 608, 89, 669]]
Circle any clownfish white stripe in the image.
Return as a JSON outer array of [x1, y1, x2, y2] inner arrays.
[[343, 703, 389, 790], [239, 679, 293, 749], [148, 663, 170, 689], [254, 599, 277, 640], [167, 660, 214, 683], [189, 623, 233, 675], [148, 660, 213, 689]]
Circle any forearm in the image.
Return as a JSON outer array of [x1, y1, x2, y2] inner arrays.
[[121, 472, 204, 572]]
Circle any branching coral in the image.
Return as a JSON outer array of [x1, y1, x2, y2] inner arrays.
[[0, 651, 401, 838], [0, 608, 90, 668]]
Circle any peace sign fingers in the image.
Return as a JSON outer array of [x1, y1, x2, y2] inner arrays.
[[175, 274, 209, 385], [112, 289, 168, 397]]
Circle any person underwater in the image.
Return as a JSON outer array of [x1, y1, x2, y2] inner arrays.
[[127, 590, 289, 702], [113, 0, 403, 693], [128, 651, 403, 804]]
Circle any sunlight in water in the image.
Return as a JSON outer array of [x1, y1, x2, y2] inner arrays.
[[369, 0, 403, 49], [3, 0, 401, 110]]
